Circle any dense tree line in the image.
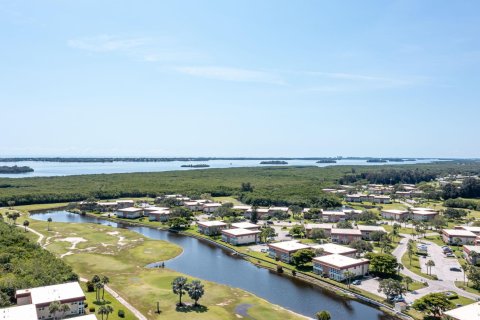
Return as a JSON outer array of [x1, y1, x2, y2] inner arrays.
[[0, 221, 78, 306], [444, 198, 480, 210], [0, 166, 34, 174], [339, 168, 437, 185], [442, 177, 480, 199]]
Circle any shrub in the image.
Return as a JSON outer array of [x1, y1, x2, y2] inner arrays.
[[276, 265, 283, 273], [118, 310, 125, 318], [89, 307, 95, 313]]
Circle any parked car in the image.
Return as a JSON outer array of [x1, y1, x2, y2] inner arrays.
[[266, 221, 274, 225], [450, 267, 461, 272], [260, 248, 267, 253], [446, 253, 455, 257], [352, 280, 361, 285]]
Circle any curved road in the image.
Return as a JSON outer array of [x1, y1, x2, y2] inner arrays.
[[393, 233, 480, 302]]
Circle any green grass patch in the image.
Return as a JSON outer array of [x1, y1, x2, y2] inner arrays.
[[81, 282, 136, 320]]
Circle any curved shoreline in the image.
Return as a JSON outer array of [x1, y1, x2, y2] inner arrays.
[[74, 212, 408, 320]]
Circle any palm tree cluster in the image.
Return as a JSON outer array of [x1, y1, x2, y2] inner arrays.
[[48, 300, 70, 320], [90, 275, 110, 302], [97, 305, 114, 320], [172, 277, 205, 307]]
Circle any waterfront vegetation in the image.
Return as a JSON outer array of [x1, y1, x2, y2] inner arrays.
[[3, 161, 480, 207], [0, 165, 34, 174], [6, 207, 304, 320]]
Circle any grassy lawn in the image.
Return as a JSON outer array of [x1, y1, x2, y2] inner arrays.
[[455, 281, 480, 295], [19, 212, 304, 320], [81, 282, 136, 320], [212, 196, 243, 205], [401, 251, 436, 280], [421, 235, 445, 247]]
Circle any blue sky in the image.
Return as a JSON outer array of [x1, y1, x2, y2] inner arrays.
[[1, 1, 479, 157]]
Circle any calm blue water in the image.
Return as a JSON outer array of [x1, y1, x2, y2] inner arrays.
[[31, 211, 396, 320], [0, 159, 435, 178]]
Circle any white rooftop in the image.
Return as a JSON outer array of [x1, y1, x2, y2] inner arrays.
[[144, 206, 170, 211], [16, 282, 85, 306], [381, 209, 408, 214], [116, 200, 134, 203], [203, 203, 222, 207], [197, 221, 227, 227], [233, 205, 251, 210], [269, 207, 289, 211], [73, 316, 98, 320], [313, 254, 369, 269], [231, 222, 259, 229], [222, 228, 261, 236], [268, 240, 310, 252], [443, 302, 480, 320], [331, 228, 362, 235], [459, 226, 480, 233], [304, 223, 334, 230], [358, 225, 386, 232], [0, 304, 37, 320], [464, 245, 480, 254], [311, 243, 356, 255], [117, 207, 143, 212], [443, 229, 477, 237], [149, 210, 170, 215], [412, 207, 437, 212], [322, 211, 346, 216]]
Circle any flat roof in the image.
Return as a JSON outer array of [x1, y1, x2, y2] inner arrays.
[[221, 228, 260, 236], [412, 207, 437, 212], [269, 207, 289, 211], [322, 211, 346, 216], [16, 282, 85, 306], [464, 245, 480, 254], [443, 229, 477, 237], [184, 201, 201, 205], [459, 226, 480, 233], [231, 222, 259, 229], [311, 243, 356, 255], [443, 302, 480, 320], [116, 200, 134, 203], [73, 316, 98, 320], [144, 206, 169, 211], [412, 211, 438, 215], [197, 221, 227, 227], [304, 223, 334, 230], [149, 210, 170, 215], [203, 203, 222, 207], [268, 240, 310, 252], [331, 228, 362, 235], [233, 205, 251, 210], [381, 209, 408, 214], [314, 254, 369, 269], [118, 207, 143, 212], [358, 225, 386, 232], [0, 304, 38, 320]]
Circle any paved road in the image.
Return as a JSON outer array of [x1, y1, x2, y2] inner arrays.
[[80, 277, 146, 320], [392, 234, 479, 302]]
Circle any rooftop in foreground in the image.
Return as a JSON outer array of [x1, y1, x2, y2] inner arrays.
[[16, 282, 85, 306], [443, 302, 480, 320]]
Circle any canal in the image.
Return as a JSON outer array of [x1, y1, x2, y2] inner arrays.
[[31, 211, 397, 319]]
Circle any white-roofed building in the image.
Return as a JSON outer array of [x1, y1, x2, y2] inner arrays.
[[411, 208, 438, 221], [267, 241, 311, 263], [221, 228, 260, 245], [116, 200, 134, 209], [304, 223, 334, 238], [116, 207, 143, 219], [321, 211, 346, 222], [443, 302, 480, 320], [183, 201, 204, 211], [202, 203, 222, 213], [197, 221, 227, 235], [244, 208, 270, 219], [330, 229, 362, 244], [456, 226, 480, 235], [232, 205, 252, 212], [371, 195, 391, 204], [442, 229, 477, 245], [310, 243, 357, 258], [231, 222, 260, 230], [381, 209, 409, 220], [313, 254, 369, 281], [358, 225, 386, 240], [0, 304, 38, 320], [16, 282, 86, 319], [463, 245, 480, 265], [148, 210, 170, 222]]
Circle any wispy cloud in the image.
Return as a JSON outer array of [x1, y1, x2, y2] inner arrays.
[[174, 66, 285, 85], [68, 35, 149, 53]]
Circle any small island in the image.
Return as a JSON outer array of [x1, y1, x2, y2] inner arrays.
[[366, 159, 388, 163], [260, 160, 288, 165], [0, 165, 34, 174], [316, 159, 337, 164], [180, 164, 210, 168]]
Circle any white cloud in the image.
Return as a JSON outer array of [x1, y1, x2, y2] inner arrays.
[[68, 35, 149, 53], [174, 66, 285, 85]]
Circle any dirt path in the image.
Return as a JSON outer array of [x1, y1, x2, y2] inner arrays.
[[79, 277, 146, 320]]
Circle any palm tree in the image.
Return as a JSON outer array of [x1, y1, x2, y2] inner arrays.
[[23, 220, 30, 232], [48, 300, 61, 320], [95, 282, 104, 302], [343, 271, 355, 288], [426, 260, 435, 275], [172, 276, 188, 306], [461, 263, 469, 285], [101, 275, 110, 300], [47, 217, 52, 231], [316, 310, 331, 320], [186, 280, 205, 306], [105, 305, 114, 320], [397, 263, 404, 276], [97, 305, 108, 320], [11, 212, 19, 225], [60, 303, 70, 319], [407, 240, 415, 266], [403, 276, 413, 291]]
